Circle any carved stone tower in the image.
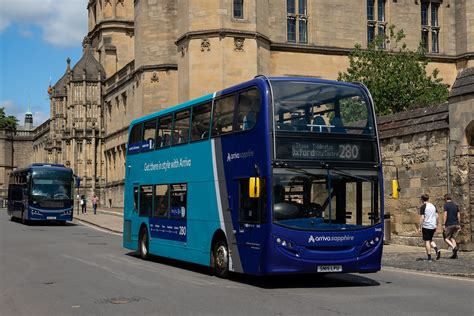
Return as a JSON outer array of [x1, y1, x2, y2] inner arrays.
[[175, 0, 271, 102], [87, 0, 135, 78], [49, 36, 106, 200]]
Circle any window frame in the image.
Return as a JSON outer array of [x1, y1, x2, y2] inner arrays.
[[169, 183, 188, 220], [172, 109, 191, 146], [211, 93, 238, 138], [238, 177, 266, 224], [287, 0, 308, 44], [128, 123, 143, 155], [420, 1, 441, 54], [233, 0, 244, 20], [151, 183, 188, 220], [139, 185, 153, 217], [190, 102, 212, 142], [142, 118, 157, 152], [153, 184, 169, 218], [157, 114, 173, 149], [211, 87, 262, 138]]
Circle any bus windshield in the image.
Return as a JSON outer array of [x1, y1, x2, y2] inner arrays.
[[273, 169, 381, 231], [270, 80, 374, 135], [30, 170, 73, 201]]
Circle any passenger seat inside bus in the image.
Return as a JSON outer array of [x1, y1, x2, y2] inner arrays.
[[311, 116, 328, 132], [330, 117, 346, 133], [162, 134, 170, 146], [156, 135, 162, 148]]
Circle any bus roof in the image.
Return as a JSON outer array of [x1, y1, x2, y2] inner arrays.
[[129, 76, 367, 127], [130, 93, 214, 126], [11, 164, 72, 175]]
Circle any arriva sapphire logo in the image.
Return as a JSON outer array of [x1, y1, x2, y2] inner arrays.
[[308, 235, 354, 243], [226, 150, 254, 162]]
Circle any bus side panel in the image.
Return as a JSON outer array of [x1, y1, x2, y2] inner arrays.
[[213, 87, 272, 275], [123, 141, 226, 267]]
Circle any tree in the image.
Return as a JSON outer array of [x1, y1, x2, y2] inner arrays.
[[0, 107, 19, 132], [338, 25, 449, 116]]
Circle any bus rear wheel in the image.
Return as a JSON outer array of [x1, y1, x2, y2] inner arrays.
[[139, 228, 150, 260], [213, 240, 229, 278]]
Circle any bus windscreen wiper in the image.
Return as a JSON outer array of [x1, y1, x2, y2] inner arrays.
[[272, 161, 320, 177], [322, 164, 372, 182], [273, 160, 371, 182]]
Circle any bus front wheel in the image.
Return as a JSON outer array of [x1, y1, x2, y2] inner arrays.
[[139, 228, 150, 260], [213, 240, 229, 278]]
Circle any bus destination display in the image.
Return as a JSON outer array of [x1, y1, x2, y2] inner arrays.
[[276, 138, 376, 162]]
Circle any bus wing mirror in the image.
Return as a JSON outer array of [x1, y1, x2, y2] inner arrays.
[[392, 179, 400, 199], [249, 177, 261, 199]]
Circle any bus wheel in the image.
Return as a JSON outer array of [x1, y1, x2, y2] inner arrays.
[[139, 228, 150, 260], [213, 240, 229, 278]]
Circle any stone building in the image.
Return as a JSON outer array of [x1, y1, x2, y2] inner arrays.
[[1, 0, 473, 247]]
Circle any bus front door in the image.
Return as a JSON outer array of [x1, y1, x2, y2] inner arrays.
[[233, 178, 265, 274]]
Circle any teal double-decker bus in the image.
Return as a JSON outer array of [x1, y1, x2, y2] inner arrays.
[[123, 76, 384, 277]]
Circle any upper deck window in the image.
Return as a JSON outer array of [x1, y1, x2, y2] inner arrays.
[[157, 115, 173, 148], [128, 124, 142, 153], [270, 80, 374, 136], [173, 110, 190, 145], [212, 94, 236, 137], [143, 119, 157, 151], [191, 102, 212, 141], [235, 88, 261, 131]]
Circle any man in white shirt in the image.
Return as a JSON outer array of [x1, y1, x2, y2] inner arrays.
[[419, 194, 441, 261]]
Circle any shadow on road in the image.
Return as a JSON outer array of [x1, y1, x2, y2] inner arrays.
[[125, 252, 380, 289], [8, 216, 78, 227]]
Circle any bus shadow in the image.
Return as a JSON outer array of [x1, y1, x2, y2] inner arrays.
[[231, 273, 380, 289], [9, 217, 77, 227], [125, 252, 213, 275], [125, 252, 380, 289]]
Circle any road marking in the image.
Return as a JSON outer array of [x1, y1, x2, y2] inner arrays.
[[383, 267, 474, 282], [74, 220, 121, 236], [61, 254, 157, 286]]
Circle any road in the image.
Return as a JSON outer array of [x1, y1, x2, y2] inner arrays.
[[0, 211, 473, 316]]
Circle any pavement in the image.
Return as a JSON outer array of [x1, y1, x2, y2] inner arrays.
[[74, 207, 474, 279]]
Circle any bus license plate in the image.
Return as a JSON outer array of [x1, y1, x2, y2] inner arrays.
[[47, 216, 56, 220], [317, 265, 342, 273]]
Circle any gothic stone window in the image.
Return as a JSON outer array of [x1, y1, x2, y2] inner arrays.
[[287, 0, 308, 44], [233, 0, 244, 19], [421, 1, 440, 53], [367, 0, 386, 48]]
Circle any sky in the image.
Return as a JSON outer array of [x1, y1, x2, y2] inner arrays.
[[0, 0, 88, 126]]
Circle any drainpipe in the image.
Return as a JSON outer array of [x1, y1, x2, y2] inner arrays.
[[446, 136, 451, 194]]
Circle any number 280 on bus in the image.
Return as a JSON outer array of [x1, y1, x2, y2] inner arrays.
[[123, 76, 384, 278]]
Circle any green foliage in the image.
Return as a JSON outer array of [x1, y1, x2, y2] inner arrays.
[[0, 107, 19, 132], [338, 25, 449, 116]]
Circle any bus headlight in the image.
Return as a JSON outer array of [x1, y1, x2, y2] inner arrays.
[[31, 209, 42, 216], [62, 209, 72, 216], [274, 236, 294, 249], [360, 236, 381, 255]]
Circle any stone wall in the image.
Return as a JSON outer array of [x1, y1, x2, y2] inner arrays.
[[379, 100, 473, 250], [379, 105, 449, 245]]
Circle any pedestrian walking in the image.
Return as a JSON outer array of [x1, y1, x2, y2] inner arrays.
[[443, 194, 461, 259], [418, 194, 441, 261], [81, 195, 87, 214], [92, 195, 99, 215]]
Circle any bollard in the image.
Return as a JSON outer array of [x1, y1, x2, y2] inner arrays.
[[384, 213, 391, 244]]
